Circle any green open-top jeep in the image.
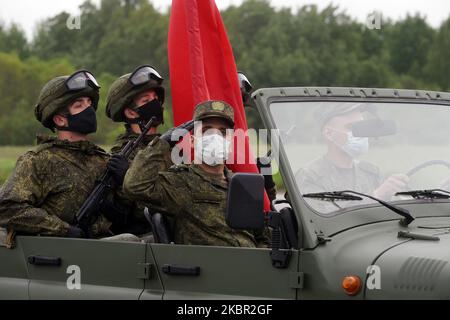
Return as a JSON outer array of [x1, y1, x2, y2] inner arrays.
[[1, 86, 450, 299]]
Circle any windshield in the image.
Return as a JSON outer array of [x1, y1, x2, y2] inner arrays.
[[270, 101, 450, 215]]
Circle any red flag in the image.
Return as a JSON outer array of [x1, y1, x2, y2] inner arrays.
[[168, 0, 271, 211]]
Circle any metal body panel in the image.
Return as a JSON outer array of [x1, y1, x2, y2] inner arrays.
[[150, 244, 298, 299], [0, 239, 29, 299], [16, 236, 162, 299]]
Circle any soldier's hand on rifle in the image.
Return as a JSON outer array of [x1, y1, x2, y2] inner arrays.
[[107, 154, 129, 186], [160, 120, 195, 148], [66, 226, 86, 238]]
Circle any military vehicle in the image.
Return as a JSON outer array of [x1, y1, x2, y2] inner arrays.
[[1, 87, 450, 299]]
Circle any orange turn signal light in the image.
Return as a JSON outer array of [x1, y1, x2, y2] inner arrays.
[[342, 275, 362, 296]]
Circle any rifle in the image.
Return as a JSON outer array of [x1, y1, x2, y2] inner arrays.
[[74, 116, 157, 237]]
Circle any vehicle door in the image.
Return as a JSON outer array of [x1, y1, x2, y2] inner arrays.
[[149, 243, 299, 299], [18, 236, 163, 299], [0, 231, 29, 299]]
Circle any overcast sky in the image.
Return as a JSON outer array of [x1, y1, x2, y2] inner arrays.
[[1, 0, 449, 40]]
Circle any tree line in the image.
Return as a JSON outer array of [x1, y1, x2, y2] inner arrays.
[[0, 0, 449, 145]]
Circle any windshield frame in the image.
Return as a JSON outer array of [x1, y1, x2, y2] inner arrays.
[[254, 87, 450, 247]]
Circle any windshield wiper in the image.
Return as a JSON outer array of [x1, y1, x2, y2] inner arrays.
[[303, 190, 415, 226], [395, 189, 450, 200], [301, 192, 363, 201]]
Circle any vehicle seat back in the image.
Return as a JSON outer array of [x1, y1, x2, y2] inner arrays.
[[144, 208, 171, 244]]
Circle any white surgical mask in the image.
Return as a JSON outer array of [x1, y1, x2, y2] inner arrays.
[[194, 134, 231, 166]]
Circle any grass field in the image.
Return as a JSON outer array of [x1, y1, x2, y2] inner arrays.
[[0, 146, 33, 184]]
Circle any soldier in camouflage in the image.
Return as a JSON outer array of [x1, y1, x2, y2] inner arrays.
[[106, 65, 167, 235], [124, 100, 268, 247], [0, 71, 129, 238], [296, 103, 409, 201]]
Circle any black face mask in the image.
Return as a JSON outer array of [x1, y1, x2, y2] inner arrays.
[[128, 99, 163, 127], [57, 106, 97, 134]]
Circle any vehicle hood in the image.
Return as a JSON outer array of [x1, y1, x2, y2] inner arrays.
[[365, 219, 450, 299], [302, 217, 450, 299]]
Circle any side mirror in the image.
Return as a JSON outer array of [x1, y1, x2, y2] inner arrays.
[[226, 173, 265, 230]]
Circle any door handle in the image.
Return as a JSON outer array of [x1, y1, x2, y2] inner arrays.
[[162, 264, 200, 276], [27, 255, 62, 266]]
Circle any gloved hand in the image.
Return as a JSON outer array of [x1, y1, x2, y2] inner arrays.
[[160, 120, 195, 148], [257, 156, 276, 190], [257, 156, 271, 171], [107, 154, 129, 186], [66, 226, 86, 238]]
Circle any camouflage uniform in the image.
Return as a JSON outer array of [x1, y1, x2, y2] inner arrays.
[[0, 135, 112, 237], [124, 137, 266, 247], [0, 71, 124, 238], [123, 100, 268, 247], [110, 130, 162, 235], [295, 157, 383, 213], [296, 156, 383, 195]]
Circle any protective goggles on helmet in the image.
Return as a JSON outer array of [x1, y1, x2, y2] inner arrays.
[[66, 70, 100, 91], [238, 72, 253, 93], [129, 65, 163, 86]]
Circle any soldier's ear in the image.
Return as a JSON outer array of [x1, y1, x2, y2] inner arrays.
[[322, 126, 335, 142], [53, 114, 68, 128], [124, 107, 139, 119]]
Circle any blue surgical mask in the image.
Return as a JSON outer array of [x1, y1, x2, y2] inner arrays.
[[340, 132, 369, 158]]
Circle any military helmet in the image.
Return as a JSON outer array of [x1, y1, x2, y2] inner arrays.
[[106, 65, 165, 122], [238, 71, 253, 94], [34, 70, 100, 130], [194, 100, 235, 127], [238, 71, 253, 104]]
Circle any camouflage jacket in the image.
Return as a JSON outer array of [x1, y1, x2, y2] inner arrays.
[[123, 137, 268, 247], [295, 156, 383, 195], [0, 135, 113, 237], [110, 129, 163, 235], [295, 156, 383, 213]]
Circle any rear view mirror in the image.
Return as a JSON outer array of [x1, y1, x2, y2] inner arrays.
[[352, 119, 397, 137], [226, 173, 265, 230]]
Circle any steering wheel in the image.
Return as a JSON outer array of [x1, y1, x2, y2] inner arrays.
[[406, 160, 450, 177]]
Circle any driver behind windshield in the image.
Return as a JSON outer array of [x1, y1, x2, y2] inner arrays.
[[296, 103, 409, 201]]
